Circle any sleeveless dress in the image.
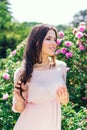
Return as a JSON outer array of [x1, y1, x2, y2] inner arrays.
[[12, 60, 67, 130]]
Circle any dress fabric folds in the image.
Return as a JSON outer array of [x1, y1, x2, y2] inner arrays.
[[13, 60, 67, 130]]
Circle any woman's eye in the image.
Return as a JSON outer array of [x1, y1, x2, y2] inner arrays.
[[46, 38, 51, 40]]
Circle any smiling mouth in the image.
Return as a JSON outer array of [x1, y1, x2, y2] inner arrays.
[[49, 47, 56, 51]]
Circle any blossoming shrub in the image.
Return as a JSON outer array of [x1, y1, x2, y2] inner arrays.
[[0, 22, 87, 130], [0, 41, 25, 130], [56, 22, 87, 108]]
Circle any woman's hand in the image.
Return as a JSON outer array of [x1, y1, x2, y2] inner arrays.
[[14, 80, 28, 102], [12, 80, 28, 112], [56, 86, 69, 105]]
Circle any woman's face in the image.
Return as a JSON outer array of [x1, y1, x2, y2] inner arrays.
[[41, 30, 57, 57]]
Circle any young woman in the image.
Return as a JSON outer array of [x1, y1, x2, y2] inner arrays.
[[12, 24, 69, 130]]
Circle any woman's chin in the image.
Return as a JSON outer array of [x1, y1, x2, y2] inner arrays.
[[49, 52, 55, 56]]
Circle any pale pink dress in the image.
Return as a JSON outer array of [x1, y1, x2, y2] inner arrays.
[[12, 60, 67, 130]]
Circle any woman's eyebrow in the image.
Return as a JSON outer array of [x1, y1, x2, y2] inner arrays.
[[46, 36, 56, 39]]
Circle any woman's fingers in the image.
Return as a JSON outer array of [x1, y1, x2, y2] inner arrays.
[[14, 80, 29, 97], [56, 86, 69, 104], [14, 80, 21, 88], [57, 87, 68, 95], [21, 82, 29, 91]]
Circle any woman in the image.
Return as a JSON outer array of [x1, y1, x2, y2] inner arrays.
[[12, 24, 69, 130]]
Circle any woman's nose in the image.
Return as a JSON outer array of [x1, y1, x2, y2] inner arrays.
[[51, 40, 56, 46]]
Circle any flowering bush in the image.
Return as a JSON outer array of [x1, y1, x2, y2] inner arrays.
[[56, 22, 87, 109], [0, 41, 25, 130], [0, 22, 87, 130]]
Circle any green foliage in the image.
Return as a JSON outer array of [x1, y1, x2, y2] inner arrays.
[[0, 22, 87, 130], [62, 103, 87, 130], [0, 0, 12, 30], [56, 25, 87, 108], [0, 21, 31, 58], [0, 0, 40, 58], [0, 41, 25, 130]]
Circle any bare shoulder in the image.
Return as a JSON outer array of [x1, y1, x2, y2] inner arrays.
[[14, 68, 22, 85], [14, 67, 22, 77]]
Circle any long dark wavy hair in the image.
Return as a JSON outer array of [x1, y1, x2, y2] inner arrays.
[[19, 24, 58, 99]]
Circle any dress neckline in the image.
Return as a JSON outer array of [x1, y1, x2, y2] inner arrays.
[[33, 60, 61, 72], [33, 65, 58, 72]]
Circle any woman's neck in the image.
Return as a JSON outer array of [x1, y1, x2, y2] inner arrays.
[[34, 57, 50, 70]]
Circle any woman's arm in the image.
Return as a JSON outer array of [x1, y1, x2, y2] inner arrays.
[[12, 68, 27, 113], [56, 61, 69, 105], [12, 91, 25, 113]]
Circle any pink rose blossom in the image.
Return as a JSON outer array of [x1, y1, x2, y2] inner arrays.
[[65, 52, 73, 58], [55, 49, 61, 55], [61, 48, 67, 54], [79, 22, 86, 26], [75, 32, 83, 39], [79, 45, 85, 50], [58, 31, 65, 37], [65, 41, 72, 47], [78, 25, 86, 32], [56, 39, 62, 45], [3, 93, 9, 100], [3, 73, 10, 80], [11, 50, 16, 55]]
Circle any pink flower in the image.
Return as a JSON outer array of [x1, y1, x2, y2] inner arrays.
[[11, 50, 16, 55], [58, 31, 65, 37], [79, 45, 85, 50], [73, 28, 78, 34], [55, 49, 61, 55], [79, 22, 86, 26], [61, 48, 67, 54], [75, 32, 83, 39], [3, 73, 10, 80], [78, 25, 86, 32], [65, 41, 72, 47], [65, 52, 73, 58], [56, 39, 62, 45], [3, 93, 9, 100]]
